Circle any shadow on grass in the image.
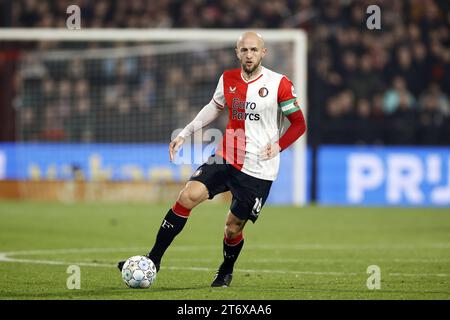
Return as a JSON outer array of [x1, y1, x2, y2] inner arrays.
[[235, 285, 450, 297], [1, 284, 449, 300], [0, 284, 213, 300]]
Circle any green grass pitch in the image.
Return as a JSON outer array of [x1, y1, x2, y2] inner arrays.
[[0, 200, 449, 300]]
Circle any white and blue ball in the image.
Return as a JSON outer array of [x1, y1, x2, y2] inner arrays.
[[121, 255, 157, 289]]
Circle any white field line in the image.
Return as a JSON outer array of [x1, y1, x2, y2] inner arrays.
[[0, 255, 356, 276], [66, 257, 450, 264], [0, 254, 112, 268], [0, 247, 147, 256], [0, 248, 448, 278], [166, 257, 450, 264], [243, 243, 450, 250], [2, 242, 450, 256]]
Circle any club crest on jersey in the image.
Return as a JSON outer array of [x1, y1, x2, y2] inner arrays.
[[258, 87, 269, 97]]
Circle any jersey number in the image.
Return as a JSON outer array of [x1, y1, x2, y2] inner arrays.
[[252, 197, 263, 217]]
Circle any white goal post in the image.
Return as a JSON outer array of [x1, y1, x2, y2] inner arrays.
[[0, 28, 308, 206]]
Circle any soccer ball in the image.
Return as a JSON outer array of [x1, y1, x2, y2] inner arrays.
[[121, 255, 157, 289]]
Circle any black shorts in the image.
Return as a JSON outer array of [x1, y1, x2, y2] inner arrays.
[[189, 155, 272, 223]]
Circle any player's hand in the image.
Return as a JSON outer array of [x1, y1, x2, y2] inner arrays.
[[259, 143, 281, 161], [169, 136, 185, 162]]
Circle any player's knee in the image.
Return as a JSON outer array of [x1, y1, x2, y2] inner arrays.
[[224, 223, 242, 239], [177, 186, 206, 209], [177, 189, 196, 208]]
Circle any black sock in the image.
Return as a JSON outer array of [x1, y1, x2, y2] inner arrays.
[[148, 208, 189, 267], [220, 237, 244, 274]]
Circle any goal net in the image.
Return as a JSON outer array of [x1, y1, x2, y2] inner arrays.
[[0, 29, 307, 205]]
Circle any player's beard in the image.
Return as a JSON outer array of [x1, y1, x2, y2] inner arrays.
[[242, 58, 261, 76]]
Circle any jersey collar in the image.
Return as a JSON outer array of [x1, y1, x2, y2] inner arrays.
[[240, 66, 265, 84]]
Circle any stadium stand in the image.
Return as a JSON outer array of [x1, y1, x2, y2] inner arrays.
[[1, 0, 449, 146]]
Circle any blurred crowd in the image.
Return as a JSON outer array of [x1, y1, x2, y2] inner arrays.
[[307, 0, 450, 145], [17, 46, 241, 142], [6, 0, 450, 145]]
